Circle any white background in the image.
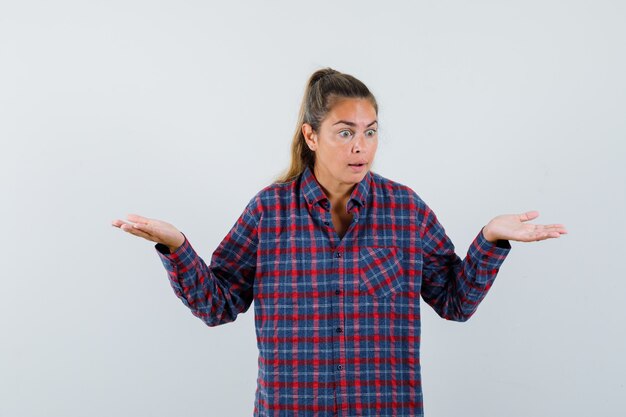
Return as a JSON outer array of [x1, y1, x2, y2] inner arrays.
[[2, 1, 625, 416]]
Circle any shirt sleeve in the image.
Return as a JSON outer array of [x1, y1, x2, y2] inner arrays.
[[154, 200, 260, 327], [419, 203, 511, 322]]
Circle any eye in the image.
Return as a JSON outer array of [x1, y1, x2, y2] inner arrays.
[[339, 130, 353, 139], [365, 129, 377, 137]]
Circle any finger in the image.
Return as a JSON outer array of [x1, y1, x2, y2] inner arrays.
[[132, 221, 157, 236], [519, 211, 540, 222], [111, 219, 124, 227], [541, 223, 567, 229], [540, 224, 568, 234], [514, 226, 565, 242], [127, 213, 151, 224], [112, 219, 133, 228], [534, 230, 562, 241], [120, 223, 156, 241]]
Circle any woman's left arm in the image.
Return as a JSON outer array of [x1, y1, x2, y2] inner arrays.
[[420, 207, 567, 322]]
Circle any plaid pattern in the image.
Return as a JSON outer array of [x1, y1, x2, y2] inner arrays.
[[155, 165, 511, 416]]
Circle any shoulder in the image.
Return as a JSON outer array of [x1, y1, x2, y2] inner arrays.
[[243, 176, 299, 217], [369, 171, 428, 211]]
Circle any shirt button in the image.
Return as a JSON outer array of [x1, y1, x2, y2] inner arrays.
[[335, 252, 342, 258], [336, 327, 342, 333], [324, 221, 330, 226], [353, 217, 358, 223], [335, 289, 341, 295], [337, 365, 343, 370]]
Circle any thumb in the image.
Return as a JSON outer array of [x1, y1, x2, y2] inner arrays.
[[519, 210, 540, 222]]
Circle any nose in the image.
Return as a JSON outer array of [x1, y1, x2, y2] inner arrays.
[[352, 133, 366, 153]]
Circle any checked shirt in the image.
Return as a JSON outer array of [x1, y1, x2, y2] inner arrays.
[[155, 165, 511, 416]]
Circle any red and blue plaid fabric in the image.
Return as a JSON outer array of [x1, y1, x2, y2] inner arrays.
[[155, 165, 511, 416]]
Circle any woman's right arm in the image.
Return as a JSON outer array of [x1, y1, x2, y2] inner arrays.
[[112, 200, 261, 327]]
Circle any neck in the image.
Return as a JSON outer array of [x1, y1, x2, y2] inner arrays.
[[313, 165, 356, 212]]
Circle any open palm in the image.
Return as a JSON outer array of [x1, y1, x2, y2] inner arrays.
[[111, 214, 185, 251], [483, 211, 568, 243]]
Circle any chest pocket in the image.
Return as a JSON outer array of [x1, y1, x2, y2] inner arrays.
[[359, 246, 405, 298]]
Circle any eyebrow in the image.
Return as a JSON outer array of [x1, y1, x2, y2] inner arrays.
[[332, 120, 378, 127]]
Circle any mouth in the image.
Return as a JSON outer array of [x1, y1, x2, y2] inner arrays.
[[348, 162, 367, 172]]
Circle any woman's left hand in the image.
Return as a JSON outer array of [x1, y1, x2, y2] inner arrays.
[[482, 211, 568, 243]]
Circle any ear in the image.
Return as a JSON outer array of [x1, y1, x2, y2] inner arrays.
[[302, 123, 318, 151]]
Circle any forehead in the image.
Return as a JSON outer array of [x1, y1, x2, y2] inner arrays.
[[325, 98, 377, 125]]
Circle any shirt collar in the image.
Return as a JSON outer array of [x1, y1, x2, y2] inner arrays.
[[301, 165, 371, 211]]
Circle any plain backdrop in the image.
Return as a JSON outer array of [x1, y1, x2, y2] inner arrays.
[[2, 1, 625, 416]]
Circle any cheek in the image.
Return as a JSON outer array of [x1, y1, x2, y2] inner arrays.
[[317, 146, 338, 167], [320, 144, 342, 162], [367, 142, 378, 158]]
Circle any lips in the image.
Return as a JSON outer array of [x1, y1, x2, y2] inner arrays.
[[348, 161, 367, 172]]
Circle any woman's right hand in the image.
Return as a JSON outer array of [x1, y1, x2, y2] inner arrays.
[[111, 214, 185, 253]]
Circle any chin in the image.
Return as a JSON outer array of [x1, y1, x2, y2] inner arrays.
[[347, 171, 367, 183]]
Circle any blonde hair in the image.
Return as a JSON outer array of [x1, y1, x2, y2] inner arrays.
[[275, 68, 378, 183]]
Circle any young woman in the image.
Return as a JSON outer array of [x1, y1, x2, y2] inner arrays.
[[112, 68, 567, 416]]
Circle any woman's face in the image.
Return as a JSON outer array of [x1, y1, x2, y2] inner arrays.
[[303, 97, 378, 191]]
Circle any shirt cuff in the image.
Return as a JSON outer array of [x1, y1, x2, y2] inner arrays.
[[469, 228, 511, 270], [154, 232, 198, 273]]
